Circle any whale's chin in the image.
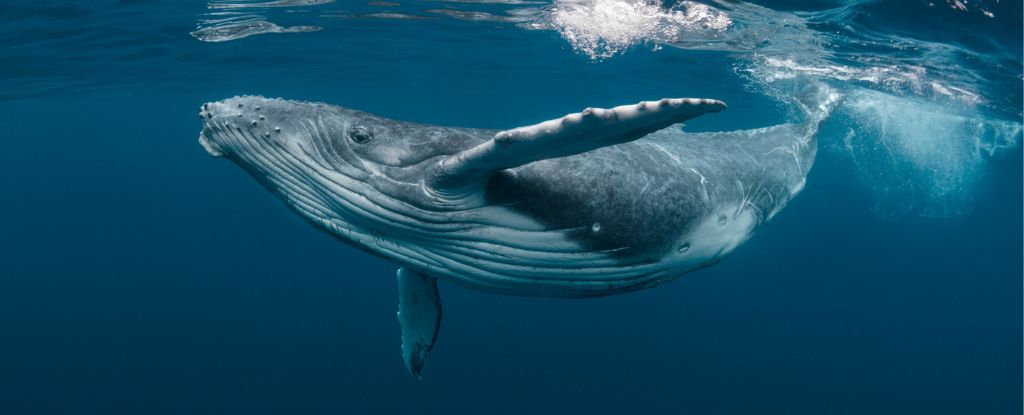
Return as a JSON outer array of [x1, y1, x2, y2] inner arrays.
[[198, 133, 225, 158]]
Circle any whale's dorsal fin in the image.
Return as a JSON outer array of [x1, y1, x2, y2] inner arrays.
[[396, 267, 442, 380], [430, 98, 726, 193]]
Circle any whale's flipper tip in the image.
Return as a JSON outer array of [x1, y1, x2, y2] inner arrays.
[[397, 267, 442, 380]]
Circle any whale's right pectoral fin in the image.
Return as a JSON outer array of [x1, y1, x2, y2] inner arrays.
[[396, 267, 442, 380], [430, 98, 726, 193]]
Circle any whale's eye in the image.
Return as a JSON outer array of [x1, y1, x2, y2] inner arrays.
[[348, 126, 373, 144]]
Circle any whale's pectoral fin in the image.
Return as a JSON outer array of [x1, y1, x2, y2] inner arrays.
[[396, 267, 442, 380], [431, 98, 726, 192]]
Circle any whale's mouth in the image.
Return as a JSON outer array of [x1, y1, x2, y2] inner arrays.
[[197, 103, 229, 158], [198, 132, 225, 158]]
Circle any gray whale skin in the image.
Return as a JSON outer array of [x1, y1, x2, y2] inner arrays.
[[198, 95, 824, 378]]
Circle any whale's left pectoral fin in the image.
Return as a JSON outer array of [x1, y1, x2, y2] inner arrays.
[[396, 267, 442, 380], [431, 98, 726, 192]]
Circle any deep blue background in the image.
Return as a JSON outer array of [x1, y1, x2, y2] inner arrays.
[[1, 1, 1021, 414]]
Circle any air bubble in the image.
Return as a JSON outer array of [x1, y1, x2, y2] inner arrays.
[[717, 215, 727, 226], [678, 243, 691, 253], [591, 222, 602, 232]]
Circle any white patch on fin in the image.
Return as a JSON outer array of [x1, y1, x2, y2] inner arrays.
[[432, 98, 726, 193], [396, 267, 442, 380]]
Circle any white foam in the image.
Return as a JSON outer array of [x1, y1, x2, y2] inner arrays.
[[547, 0, 731, 59], [748, 56, 984, 107], [942, 0, 997, 18], [836, 89, 1021, 218]]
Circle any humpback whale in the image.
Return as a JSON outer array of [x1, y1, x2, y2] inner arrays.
[[198, 95, 827, 378]]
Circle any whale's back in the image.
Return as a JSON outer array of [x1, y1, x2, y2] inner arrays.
[[485, 123, 815, 258]]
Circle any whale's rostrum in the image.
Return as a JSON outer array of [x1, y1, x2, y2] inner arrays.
[[198, 94, 825, 378]]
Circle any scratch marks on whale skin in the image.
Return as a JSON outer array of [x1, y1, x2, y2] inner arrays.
[[646, 142, 683, 165], [688, 167, 710, 202], [733, 177, 766, 222], [765, 143, 806, 178]]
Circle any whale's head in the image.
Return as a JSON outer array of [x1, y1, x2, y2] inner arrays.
[[199, 96, 378, 179], [198, 96, 488, 243]]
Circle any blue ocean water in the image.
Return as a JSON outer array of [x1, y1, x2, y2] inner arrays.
[[1, 0, 1021, 413]]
